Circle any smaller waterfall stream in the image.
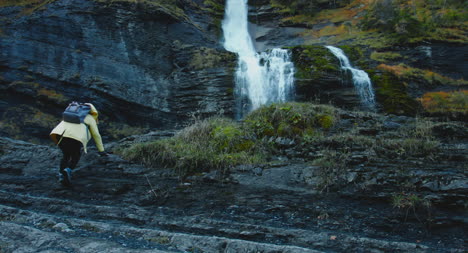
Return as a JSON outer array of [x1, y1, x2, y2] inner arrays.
[[326, 46, 375, 108]]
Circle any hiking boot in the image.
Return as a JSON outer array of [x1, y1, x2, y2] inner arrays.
[[59, 168, 72, 186]]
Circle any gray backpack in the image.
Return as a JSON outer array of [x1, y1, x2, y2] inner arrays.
[[62, 102, 91, 124]]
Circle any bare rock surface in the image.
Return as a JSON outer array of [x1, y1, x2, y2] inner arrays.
[[0, 131, 466, 252]]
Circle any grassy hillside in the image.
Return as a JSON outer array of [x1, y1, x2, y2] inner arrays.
[[119, 102, 457, 184]]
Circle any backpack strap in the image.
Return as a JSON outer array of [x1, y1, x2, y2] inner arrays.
[[56, 129, 66, 146]]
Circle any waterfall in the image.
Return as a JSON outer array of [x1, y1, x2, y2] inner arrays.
[[325, 46, 376, 108], [222, 0, 295, 118]]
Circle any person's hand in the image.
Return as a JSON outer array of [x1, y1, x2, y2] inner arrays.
[[98, 151, 109, 157]]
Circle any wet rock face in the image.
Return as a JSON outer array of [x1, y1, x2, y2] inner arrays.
[[0, 0, 236, 140], [290, 45, 364, 109]]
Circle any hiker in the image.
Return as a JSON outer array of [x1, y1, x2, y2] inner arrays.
[[50, 102, 107, 186]]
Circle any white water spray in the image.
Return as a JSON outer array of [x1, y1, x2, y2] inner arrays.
[[222, 0, 294, 117], [326, 46, 375, 108]]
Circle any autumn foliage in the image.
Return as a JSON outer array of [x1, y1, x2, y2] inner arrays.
[[419, 90, 468, 114]]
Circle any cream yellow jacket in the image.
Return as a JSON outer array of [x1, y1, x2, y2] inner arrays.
[[50, 114, 104, 153]]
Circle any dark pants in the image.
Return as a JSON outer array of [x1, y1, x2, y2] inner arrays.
[[58, 137, 82, 171]]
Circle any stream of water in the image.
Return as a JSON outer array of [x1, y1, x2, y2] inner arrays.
[[326, 46, 375, 109], [222, 0, 295, 118]]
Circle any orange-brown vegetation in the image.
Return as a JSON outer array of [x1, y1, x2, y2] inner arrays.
[[38, 88, 67, 103], [377, 64, 467, 86], [419, 90, 468, 114]]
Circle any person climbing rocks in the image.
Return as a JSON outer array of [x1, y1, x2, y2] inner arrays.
[[50, 102, 107, 186]]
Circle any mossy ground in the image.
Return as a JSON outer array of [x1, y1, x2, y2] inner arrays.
[[289, 45, 339, 80], [369, 70, 421, 116]]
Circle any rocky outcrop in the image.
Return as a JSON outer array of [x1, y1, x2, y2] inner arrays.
[[289, 45, 365, 109], [0, 0, 236, 142]]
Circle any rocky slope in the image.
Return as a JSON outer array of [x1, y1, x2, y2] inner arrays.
[[0, 107, 466, 252], [0, 0, 236, 142]]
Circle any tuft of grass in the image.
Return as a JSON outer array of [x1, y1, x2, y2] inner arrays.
[[370, 51, 404, 63], [375, 138, 439, 159], [392, 192, 431, 210], [121, 117, 265, 177], [244, 102, 338, 140], [392, 192, 432, 223]]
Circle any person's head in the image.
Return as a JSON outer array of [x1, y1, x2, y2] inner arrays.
[[85, 103, 99, 123]]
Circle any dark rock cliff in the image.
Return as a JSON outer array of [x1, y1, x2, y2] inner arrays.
[[0, 0, 236, 142]]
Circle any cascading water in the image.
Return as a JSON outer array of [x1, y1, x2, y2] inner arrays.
[[325, 46, 376, 109], [222, 0, 295, 118]]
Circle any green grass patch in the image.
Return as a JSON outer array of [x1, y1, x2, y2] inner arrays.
[[370, 51, 403, 63], [121, 117, 265, 177], [245, 102, 338, 140]]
